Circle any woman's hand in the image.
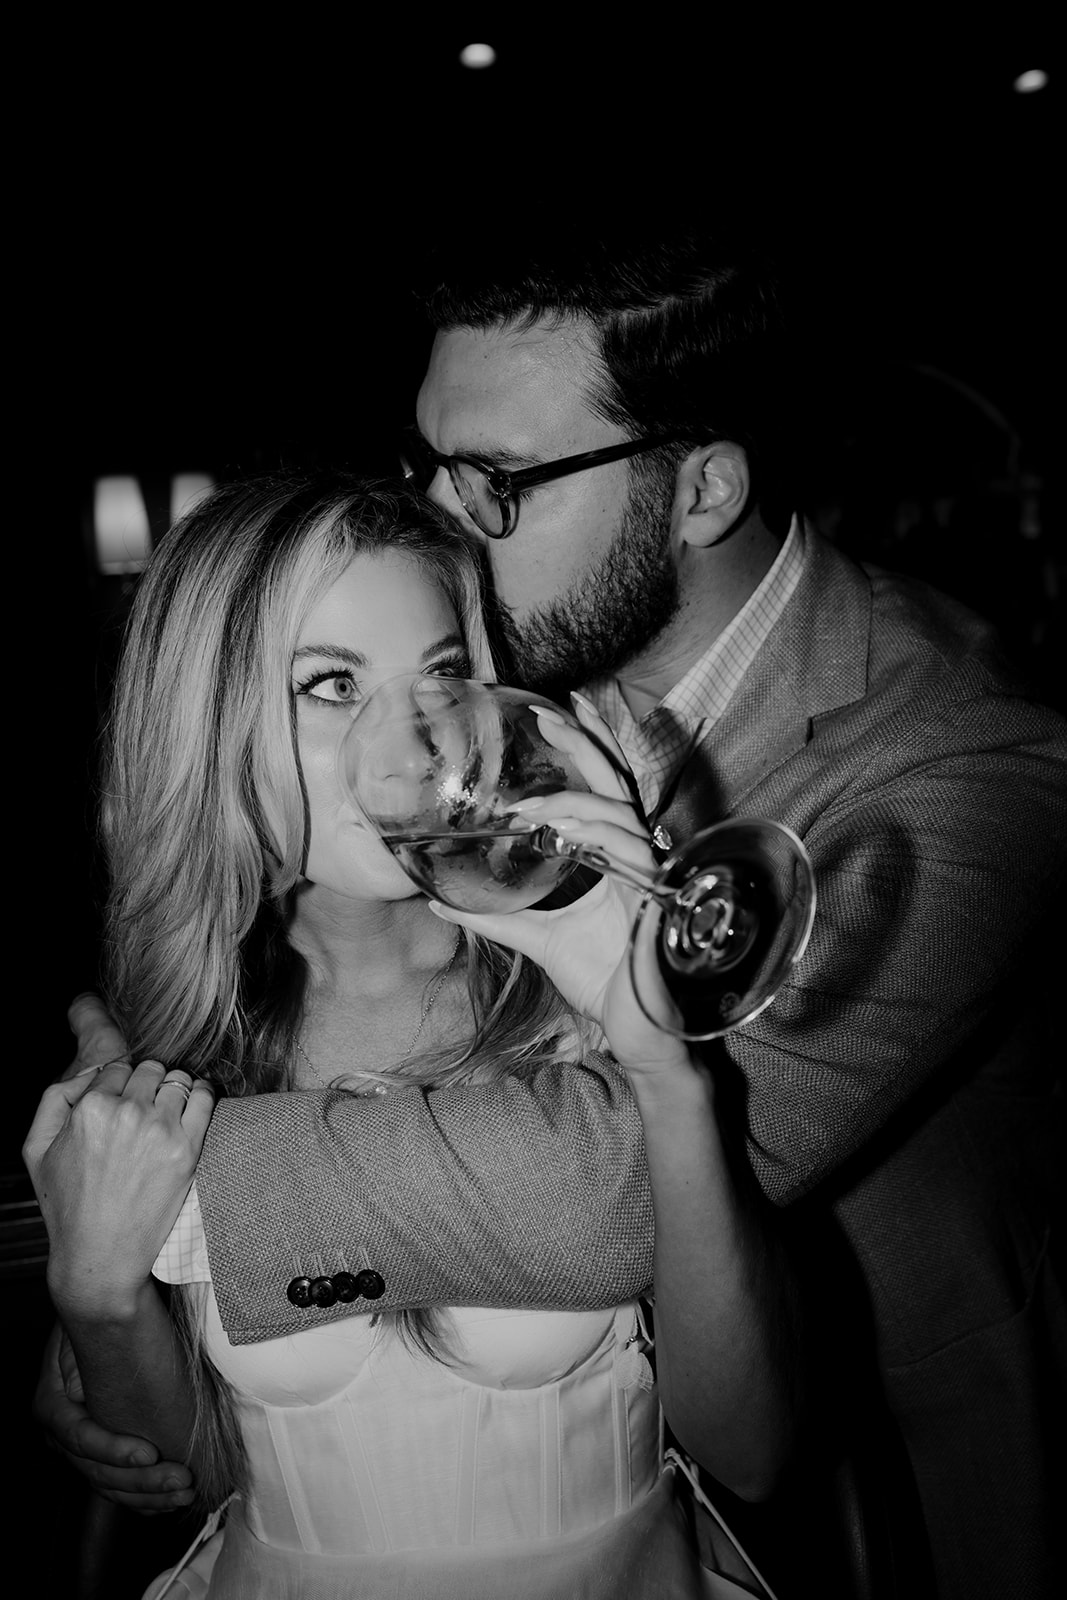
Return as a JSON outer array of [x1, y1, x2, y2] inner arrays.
[[430, 694, 690, 1080], [22, 1060, 214, 1318], [436, 697, 804, 1495], [61, 992, 130, 1081]]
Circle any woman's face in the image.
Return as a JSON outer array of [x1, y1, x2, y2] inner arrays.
[[292, 550, 469, 900]]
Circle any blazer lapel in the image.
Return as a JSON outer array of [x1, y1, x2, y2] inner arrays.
[[661, 530, 873, 840]]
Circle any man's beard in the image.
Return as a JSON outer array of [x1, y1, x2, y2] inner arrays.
[[488, 469, 679, 699]]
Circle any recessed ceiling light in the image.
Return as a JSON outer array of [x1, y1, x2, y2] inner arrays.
[[459, 43, 496, 69], [1013, 69, 1048, 93]]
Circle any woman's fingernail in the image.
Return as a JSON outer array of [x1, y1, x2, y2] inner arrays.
[[73, 1062, 105, 1076], [529, 704, 567, 726], [505, 796, 545, 813], [570, 691, 600, 718]]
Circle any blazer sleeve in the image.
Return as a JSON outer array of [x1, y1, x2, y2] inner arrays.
[[197, 1052, 654, 1344], [730, 688, 1067, 1206]]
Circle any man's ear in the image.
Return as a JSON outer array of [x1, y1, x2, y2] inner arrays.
[[673, 443, 751, 548]]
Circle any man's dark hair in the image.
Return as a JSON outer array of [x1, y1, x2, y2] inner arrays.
[[416, 230, 797, 532]]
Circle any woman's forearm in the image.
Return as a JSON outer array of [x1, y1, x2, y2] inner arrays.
[[630, 1061, 804, 1501], [51, 1276, 198, 1468]]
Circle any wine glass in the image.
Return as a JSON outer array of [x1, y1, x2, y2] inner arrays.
[[338, 675, 815, 1040]]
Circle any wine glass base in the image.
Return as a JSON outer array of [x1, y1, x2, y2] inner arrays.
[[632, 820, 816, 1040]]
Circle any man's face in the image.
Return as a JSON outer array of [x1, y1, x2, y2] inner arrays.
[[414, 319, 679, 695]]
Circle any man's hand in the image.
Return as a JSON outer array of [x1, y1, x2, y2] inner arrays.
[[34, 1324, 195, 1513], [63, 993, 129, 1082]]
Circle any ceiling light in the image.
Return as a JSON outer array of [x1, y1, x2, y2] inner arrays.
[[459, 43, 496, 69]]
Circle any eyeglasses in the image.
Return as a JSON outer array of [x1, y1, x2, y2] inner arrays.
[[399, 425, 678, 539]]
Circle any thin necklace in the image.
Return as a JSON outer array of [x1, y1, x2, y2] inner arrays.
[[295, 932, 462, 1093]]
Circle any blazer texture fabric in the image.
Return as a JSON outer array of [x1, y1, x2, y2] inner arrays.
[[197, 529, 1066, 1598]]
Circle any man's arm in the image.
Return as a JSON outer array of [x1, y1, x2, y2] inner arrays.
[[198, 1054, 654, 1343], [729, 693, 1067, 1206], [60, 989, 654, 1345]]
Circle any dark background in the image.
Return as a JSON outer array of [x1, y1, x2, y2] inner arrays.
[[8, 20, 1062, 1591]]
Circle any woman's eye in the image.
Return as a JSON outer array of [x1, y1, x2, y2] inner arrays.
[[299, 672, 360, 704], [427, 656, 472, 681]]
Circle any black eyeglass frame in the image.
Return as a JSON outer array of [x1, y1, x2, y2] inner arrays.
[[399, 426, 680, 538]]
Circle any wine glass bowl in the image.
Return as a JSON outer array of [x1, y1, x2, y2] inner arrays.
[[338, 675, 815, 1038], [338, 675, 589, 913]]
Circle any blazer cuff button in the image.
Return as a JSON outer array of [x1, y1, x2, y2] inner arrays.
[[286, 1276, 314, 1307], [355, 1269, 385, 1300]]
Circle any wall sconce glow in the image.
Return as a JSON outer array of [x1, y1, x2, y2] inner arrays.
[[170, 471, 215, 525], [1013, 69, 1048, 93], [459, 43, 496, 69], [94, 475, 151, 575]]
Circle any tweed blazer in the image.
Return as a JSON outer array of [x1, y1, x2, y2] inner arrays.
[[197, 529, 1067, 1360]]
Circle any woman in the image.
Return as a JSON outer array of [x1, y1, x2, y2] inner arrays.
[[24, 473, 802, 1597]]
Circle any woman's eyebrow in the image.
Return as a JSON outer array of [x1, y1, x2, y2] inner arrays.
[[291, 634, 466, 670], [292, 644, 369, 668], [421, 632, 467, 661]]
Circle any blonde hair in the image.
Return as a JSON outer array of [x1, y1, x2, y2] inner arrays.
[[100, 472, 589, 1508]]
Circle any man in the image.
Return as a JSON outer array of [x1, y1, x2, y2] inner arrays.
[[42, 232, 1066, 1597]]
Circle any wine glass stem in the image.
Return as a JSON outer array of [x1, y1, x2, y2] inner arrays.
[[534, 827, 674, 906]]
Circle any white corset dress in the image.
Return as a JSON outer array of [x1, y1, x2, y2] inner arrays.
[[145, 1287, 707, 1598]]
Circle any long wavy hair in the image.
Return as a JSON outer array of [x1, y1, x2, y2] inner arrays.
[[99, 471, 589, 1509]]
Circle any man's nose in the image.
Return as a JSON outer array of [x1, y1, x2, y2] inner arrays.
[[427, 469, 486, 544]]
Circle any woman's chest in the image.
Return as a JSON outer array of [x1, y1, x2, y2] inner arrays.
[[201, 1288, 642, 1407]]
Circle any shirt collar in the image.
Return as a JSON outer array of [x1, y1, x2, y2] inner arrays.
[[584, 516, 807, 818]]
